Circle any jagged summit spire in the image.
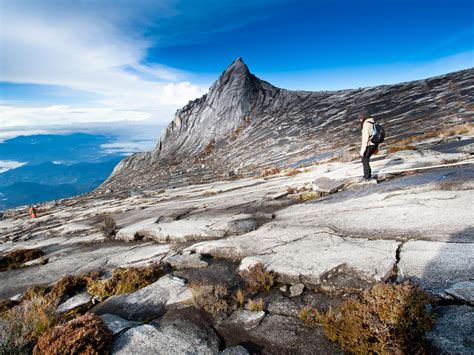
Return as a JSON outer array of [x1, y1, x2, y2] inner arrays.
[[220, 57, 250, 76]]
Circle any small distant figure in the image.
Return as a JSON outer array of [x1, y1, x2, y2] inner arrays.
[[28, 205, 38, 219], [359, 110, 384, 181]]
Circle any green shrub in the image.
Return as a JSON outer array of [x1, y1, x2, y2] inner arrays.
[[33, 314, 112, 355]]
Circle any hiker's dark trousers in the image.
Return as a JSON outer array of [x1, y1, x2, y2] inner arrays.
[[362, 145, 378, 179]]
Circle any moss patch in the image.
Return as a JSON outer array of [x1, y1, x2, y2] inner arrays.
[[0, 248, 44, 271], [86, 264, 163, 301]]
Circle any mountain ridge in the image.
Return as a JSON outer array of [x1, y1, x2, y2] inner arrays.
[[104, 58, 473, 190]]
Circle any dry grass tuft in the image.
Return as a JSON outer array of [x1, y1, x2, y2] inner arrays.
[[395, 122, 473, 147], [99, 214, 117, 239], [0, 248, 44, 271], [299, 305, 323, 328], [233, 289, 246, 309], [190, 282, 230, 316], [247, 298, 265, 312], [287, 186, 310, 195], [302, 282, 435, 354], [0, 299, 20, 315], [0, 295, 58, 354], [33, 314, 112, 355], [260, 167, 281, 178], [298, 191, 320, 201], [284, 168, 301, 177], [240, 263, 276, 293], [86, 264, 163, 301]]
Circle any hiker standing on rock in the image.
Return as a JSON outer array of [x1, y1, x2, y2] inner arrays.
[[359, 111, 379, 181], [28, 205, 38, 219]]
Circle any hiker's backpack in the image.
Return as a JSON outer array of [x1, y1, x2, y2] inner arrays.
[[369, 122, 385, 144]]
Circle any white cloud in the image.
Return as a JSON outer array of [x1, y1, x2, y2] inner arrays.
[[0, 0, 208, 126], [0, 160, 27, 173]]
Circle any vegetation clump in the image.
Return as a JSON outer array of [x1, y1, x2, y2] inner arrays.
[[0, 248, 44, 271], [233, 289, 246, 309], [0, 295, 58, 354], [298, 191, 320, 201], [48, 275, 88, 303], [240, 263, 276, 293], [99, 214, 117, 239], [260, 167, 280, 178], [86, 264, 163, 301], [284, 168, 301, 176], [247, 298, 265, 312], [301, 282, 435, 354], [190, 282, 230, 316], [33, 314, 112, 355]]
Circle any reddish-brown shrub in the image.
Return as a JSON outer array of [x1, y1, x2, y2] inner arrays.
[[33, 314, 112, 355], [240, 263, 276, 293]]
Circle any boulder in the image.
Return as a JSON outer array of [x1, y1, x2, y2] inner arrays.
[[100, 314, 141, 336], [223, 218, 258, 236], [311, 177, 345, 193], [112, 308, 220, 354], [426, 305, 474, 353], [289, 283, 305, 297], [166, 253, 208, 270], [91, 275, 193, 321], [226, 310, 266, 330], [57, 291, 92, 314]]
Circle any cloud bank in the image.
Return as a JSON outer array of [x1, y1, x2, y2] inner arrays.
[[0, 0, 208, 127]]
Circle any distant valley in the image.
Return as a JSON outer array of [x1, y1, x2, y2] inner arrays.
[[0, 132, 160, 210]]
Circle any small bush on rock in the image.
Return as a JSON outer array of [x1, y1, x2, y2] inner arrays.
[[190, 282, 230, 316], [33, 314, 112, 355], [247, 298, 265, 312], [234, 289, 246, 309], [0, 248, 44, 271], [304, 282, 435, 354], [260, 167, 280, 178], [285, 168, 301, 177], [0, 295, 58, 354], [299, 305, 323, 328], [99, 214, 117, 238], [86, 264, 162, 301], [240, 263, 276, 293], [49, 275, 88, 303]]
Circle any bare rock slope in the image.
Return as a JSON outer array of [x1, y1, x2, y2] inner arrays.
[[105, 58, 473, 190]]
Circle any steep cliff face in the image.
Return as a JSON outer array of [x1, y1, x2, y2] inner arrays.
[[105, 58, 473, 190]]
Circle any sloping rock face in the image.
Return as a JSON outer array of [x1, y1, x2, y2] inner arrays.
[[104, 58, 473, 190]]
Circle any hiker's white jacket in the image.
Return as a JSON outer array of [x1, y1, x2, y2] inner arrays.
[[360, 118, 376, 156]]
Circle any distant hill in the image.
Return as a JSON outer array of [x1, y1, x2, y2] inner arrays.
[[0, 133, 131, 210]]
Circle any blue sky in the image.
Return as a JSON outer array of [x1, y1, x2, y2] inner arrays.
[[0, 0, 473, 133]]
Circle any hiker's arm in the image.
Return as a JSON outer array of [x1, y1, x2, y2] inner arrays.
[[360, 122, 370, 156]]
